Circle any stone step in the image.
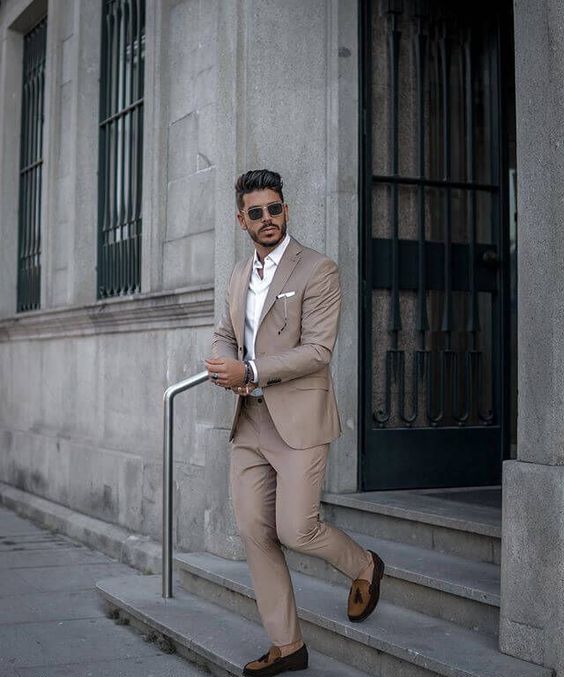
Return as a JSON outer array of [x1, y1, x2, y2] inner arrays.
[[321, 488, 502, 564], [175, 552, 551, 677], [284, 527, 500, 636], [95, 573, 372, 677]]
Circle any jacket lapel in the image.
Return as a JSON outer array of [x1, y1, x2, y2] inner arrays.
[[231, 236, 303, 348], [257, 237, 302, 329], [232, 256, 253, 348]]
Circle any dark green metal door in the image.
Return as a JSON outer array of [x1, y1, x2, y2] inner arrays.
[[359, 0, 515, 490]]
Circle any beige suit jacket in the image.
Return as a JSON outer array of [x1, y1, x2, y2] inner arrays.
[[212, 235, 342, 449]]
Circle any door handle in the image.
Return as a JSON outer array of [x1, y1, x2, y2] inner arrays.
[[482, 249, 499, 269]]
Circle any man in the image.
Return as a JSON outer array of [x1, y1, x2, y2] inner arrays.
[[205, 169, 385, 676]]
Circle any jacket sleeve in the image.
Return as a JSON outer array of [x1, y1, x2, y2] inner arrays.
[[252, 257, 341, 386], [211, 266, 239, 361]]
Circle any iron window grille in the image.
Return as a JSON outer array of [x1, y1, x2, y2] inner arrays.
[[97, 0, 145, 298], [17, 16, 47, 312]]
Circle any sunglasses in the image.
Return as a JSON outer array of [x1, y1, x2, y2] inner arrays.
[[240, 201, 284, 221]]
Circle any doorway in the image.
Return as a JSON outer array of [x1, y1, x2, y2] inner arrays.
[[358, 0, 517, 490]]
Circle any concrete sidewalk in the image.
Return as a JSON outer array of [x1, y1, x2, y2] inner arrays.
[[0, 503, 206, 677]]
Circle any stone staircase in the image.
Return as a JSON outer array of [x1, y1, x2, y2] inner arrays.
[[96, 486, 553, 676]]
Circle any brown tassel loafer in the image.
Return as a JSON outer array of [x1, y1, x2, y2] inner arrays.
[[347, 550, 385, 622], [242, 643, 308, 676]]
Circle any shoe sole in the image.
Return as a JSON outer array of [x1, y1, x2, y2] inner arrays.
[[242, 662, 308, 676], [348, 551, 385, 623], [242, 650, 308, 676]]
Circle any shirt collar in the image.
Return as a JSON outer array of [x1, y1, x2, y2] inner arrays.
[[253, 232, 291, 270]]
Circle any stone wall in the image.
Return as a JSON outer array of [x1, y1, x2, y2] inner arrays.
[[0, 0, 220, 553], [0, 0, 360, 558]]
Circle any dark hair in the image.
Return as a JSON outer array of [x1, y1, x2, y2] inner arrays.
[[234, 169, 284, 210]]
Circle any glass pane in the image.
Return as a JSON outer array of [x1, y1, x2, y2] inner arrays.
[[371, 3, 498, 186]]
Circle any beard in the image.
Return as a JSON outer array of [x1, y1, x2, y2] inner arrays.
[[248, 219, 287, 248]]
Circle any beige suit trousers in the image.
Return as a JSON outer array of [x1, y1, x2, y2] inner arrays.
[[229, 395, 372, 646]]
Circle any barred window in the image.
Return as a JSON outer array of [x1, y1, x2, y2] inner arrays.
[[17, 17, 47, 312], [97, 0, 145, 298]]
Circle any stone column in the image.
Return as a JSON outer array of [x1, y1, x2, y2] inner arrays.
[[67, 0, 103, 306], [203, 0, 246, 559], [499, 1, 564, 673], [41, 0, 101, 308], [323, 0, 359, 493]]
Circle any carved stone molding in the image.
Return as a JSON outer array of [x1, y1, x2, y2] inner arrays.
[[0, 285, 214, 342]]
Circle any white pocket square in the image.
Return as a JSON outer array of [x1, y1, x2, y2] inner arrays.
[[276, 291, 295, 299]]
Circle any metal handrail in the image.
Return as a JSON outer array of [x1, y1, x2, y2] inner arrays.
[[162, 370, 209, 598]]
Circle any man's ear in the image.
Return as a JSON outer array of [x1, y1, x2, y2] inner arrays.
[[236, 211, 247, 231]]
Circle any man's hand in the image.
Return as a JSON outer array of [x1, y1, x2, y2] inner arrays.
[[205, 357, 246, 389]]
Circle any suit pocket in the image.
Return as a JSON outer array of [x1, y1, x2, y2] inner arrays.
[[294, 377, 329, 390]]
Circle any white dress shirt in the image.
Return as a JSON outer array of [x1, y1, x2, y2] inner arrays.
[[244, 232, 291, 395]]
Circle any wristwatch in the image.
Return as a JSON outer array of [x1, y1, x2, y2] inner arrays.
[[242, 360, 259, 389]]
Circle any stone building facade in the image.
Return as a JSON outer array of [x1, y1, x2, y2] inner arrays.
[[0, 0, 562, 674]]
